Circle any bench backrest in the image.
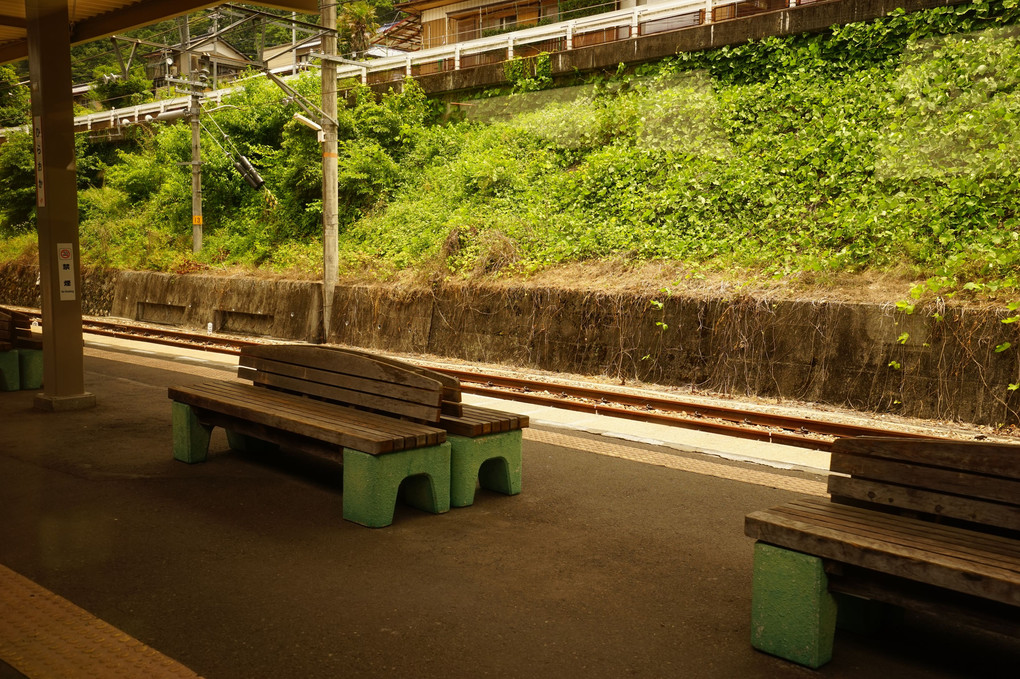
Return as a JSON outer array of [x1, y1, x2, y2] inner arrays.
[[0, 311, 12, 350], [828, 436, 1020, 534], [238, 344, 444, 424], [0, 307, 40, 350], [325, 346, 464, 417]]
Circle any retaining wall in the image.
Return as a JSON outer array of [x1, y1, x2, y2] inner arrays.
[[2, 264, 1017, 426]]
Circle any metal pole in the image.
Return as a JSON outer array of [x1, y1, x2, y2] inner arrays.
[[321, 1, 339, 343]]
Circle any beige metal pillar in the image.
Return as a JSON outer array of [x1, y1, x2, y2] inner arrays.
[[321, 1, 338, 342], [26, 0, 95, 411]]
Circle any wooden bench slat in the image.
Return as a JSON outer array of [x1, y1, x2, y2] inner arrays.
[[209, 379, 443, 442], [755, 499, 1020, 571], [745, 500, 1020, 606], [828, 476, 1020, 533], [186, 381, 444, 444], [243, 344, 443, 391], [830, 453, 1020, 506], [328, 347, 462, 400], [242, 355, 442, 415], [171, 383, 402, 452], [170, 383, 444, 454], [773, 499, 1020, 568], [833, 437, 1020, 480], [248, 369, 441, 424]]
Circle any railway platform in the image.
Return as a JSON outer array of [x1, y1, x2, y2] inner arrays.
[[1, 337, 1017, 679]]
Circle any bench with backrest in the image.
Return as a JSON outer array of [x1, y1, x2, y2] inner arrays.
[[0, 308, 42, 391], [168, 344, 452, 527], [325, 347, 528, 507], [744, 436, 1020, 668]]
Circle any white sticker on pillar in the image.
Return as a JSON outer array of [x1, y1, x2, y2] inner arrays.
[[33, 116, 44, 208], [57, 243, 75, 301]]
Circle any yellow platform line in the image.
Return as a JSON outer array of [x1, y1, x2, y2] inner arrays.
[[0, 565, 202, 679], [524, 429, 828, 497]]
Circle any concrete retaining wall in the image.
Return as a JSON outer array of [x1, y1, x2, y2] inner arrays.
[[3, 266, 1018, 426], [109, 271, 323, 344]]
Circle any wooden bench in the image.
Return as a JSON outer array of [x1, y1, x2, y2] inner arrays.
[[168, 344, 452, 527], [0, 308, 42, 391], [326, 347, 527, 507], [744, 436, 1020, 668]]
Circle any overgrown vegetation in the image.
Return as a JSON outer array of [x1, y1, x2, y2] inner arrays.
[[2, 0, 1020, 300]]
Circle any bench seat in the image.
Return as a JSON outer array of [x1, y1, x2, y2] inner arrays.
[[744, 436, 1020, 668], [746, 498, 1020, 606], [169, 345, 453, 527], [169, 382, 446, 457]]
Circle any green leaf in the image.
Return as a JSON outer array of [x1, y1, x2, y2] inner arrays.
[[995, 342, 1012, 353], [897, 332, 909, 344]]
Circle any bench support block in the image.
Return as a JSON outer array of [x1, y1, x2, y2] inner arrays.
[[751, 543, 837, 669], [342, 443, 452, 528], [449, 431, 522, 507], [0, 350, 19, 391], [18, 349, 43, 390], [172, 402, 213, 464]]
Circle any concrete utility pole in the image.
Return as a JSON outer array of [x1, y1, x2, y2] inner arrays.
[[190, 86, 203, 253], [321, 1, 339, 341], [178, 16, 203, 253]]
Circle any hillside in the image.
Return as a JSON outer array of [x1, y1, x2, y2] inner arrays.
[[1, 0, 1020, 306]]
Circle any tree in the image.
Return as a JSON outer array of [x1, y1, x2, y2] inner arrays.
[[339, 1, 379, 58], [89, 63, 153, 110], [0, 64, 29, 127]]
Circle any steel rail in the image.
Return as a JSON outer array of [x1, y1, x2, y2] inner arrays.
[[440, 368, 934, 443]]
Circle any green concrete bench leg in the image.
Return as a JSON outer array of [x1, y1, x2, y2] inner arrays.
[[750, 542, 837, 669], [226, 431, 281, 455], [0, 350, 19, 392], [18, 349, 43, 390], [342, 443, 451, 528], [172, 402, 213, 464], [449, 430, 522, 507]]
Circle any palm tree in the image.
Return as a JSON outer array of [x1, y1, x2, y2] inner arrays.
[[339, 1, 379, 58]]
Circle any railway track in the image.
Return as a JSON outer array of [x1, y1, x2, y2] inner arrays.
[[73, 315, 959, 453]]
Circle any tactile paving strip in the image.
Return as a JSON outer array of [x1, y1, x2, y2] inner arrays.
[[0, 565, 202, 679], [524, 428, 828, 496]]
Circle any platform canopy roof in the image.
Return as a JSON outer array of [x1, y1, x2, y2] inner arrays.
[[0, 0, 319, 63]]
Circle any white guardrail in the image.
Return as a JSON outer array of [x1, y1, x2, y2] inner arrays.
[[335, 0, 735, 83]]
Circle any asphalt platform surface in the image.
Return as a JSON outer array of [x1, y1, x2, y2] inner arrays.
[[1, 348, 1018, 678]]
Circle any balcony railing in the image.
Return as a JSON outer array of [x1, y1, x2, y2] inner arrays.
[[337, 0, 803, 86]]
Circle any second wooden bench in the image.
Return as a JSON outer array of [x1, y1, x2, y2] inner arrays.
[[169, 344, 452, 527]]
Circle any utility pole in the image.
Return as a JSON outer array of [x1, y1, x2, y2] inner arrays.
[[190, 84, 203, 253], [321, 1, 339, 341], [178, 16, 203, 253]]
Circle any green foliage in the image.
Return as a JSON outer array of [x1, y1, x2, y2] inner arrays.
[[0, 65, 29, 127], [89, 64, 153, 109], [0, 131, 36, 236], [558, 0, 612, 22], [503, 53, 552, 92]]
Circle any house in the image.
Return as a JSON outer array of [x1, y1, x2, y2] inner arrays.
[[396, 0, 573, 49], [389, 0, 791, 51], [144, 38, 253, 88]]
